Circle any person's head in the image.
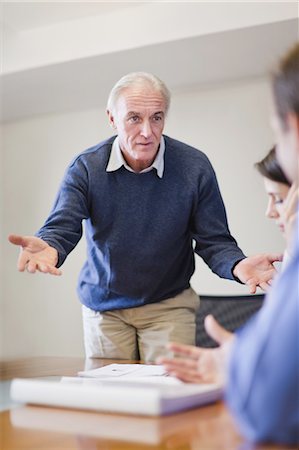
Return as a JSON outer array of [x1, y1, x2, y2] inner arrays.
[[106, 72, 171, 171], [271, 43, 299, 184], [255, 147, 291, 235]]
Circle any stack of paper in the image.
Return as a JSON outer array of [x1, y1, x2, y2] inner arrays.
[[10, 364, 222, 416]]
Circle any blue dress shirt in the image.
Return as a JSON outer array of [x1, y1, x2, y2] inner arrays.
[[226, 219, 299, 445]]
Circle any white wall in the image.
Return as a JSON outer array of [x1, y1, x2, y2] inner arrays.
[[2, 76, 284, 358], [5, 2, 295, 73], [0, 124, 4, 357], [165, 78, 284, 294]]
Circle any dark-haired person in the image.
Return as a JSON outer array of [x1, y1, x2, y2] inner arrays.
[[255, 147, 292, 267], [160, 43, 299, 445]]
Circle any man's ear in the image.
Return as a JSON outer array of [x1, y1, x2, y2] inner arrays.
[[107, 109, 116, 129]]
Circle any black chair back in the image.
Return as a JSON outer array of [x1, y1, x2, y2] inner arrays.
[[196, 294, 264, 348]]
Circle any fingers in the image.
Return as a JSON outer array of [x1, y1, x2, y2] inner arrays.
[[204, 315, 232, 345], [158, 357, 204, 383], [8, 234, 28, 247], [258, 281, 271, 292], [9, 234, 48, 253], [246, 273, 274, 294], [45, 266, 62, 276], [167, 369, 203, 384], [157, 343, 204, 383], [247, 282, 257, 294], [17, 251, 30, 272], [17, 255, 61, 275], [167, 342, 201, 360], [30, 262, 61, 275], [267, 253, 284, 264], [244, 276, 258, 294]]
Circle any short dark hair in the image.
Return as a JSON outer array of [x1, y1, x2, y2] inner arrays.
[[272, 43, 299, 129], [255, 147, 291, 186]]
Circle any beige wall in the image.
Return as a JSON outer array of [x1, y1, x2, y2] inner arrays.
[[0, 125, 4, 357], [1, 76, 284, 358]]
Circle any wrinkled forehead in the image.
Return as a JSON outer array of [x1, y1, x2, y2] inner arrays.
[[115, 86, 166, 115]]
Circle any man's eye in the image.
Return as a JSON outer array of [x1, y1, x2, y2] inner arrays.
[[128, 116, 140, 123], [153, 115, 162, 122], [274, 198, 284, 205]]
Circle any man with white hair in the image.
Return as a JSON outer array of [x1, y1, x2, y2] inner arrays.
[[9, 72, 281, 361]]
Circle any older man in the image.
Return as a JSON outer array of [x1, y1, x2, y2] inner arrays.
[[159, 44, 299, 444], [9, 72, 280, 361]]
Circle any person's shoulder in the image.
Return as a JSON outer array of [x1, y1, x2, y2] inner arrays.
[[164, 135, 212, 168], [76, 136, 115, 160], [69, 136, 115, 168]]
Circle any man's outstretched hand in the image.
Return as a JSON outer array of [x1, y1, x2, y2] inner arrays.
[[233, 253, 283, 294], [8, 234, 61, 275]]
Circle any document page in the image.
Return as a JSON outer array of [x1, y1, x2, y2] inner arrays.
[[78, 363, 169, 379]]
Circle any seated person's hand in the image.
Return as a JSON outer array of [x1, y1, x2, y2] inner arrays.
[[157, 315, 234, 386]]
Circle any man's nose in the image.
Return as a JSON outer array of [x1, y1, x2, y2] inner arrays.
[[140, 120, 152, 138]]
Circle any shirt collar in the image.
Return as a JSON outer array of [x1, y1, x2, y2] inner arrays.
[[106, 136, 165, 178]]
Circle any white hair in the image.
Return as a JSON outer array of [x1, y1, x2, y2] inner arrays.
[[107, 72, 171, 114]]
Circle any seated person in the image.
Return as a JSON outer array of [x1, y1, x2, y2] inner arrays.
[[158, 165, 296, 381], [255, 146, 292, 266], [159, 42, 299, 445]]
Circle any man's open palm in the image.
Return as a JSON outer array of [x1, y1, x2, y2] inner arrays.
[[233, 253, 283, 293], [8, 234, 61, 275]]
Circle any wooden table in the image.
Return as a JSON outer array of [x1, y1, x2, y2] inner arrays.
[[0, 358, 295, 450]]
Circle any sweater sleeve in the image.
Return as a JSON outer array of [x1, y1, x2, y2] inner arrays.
[[225, 241, 299, 445], [191, 158, 246, 280], [35, 157, 89, 267]]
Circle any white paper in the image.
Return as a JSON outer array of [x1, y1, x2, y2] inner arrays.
[[62, 375, 183, 386], [78, 363, 168, 378], [11, 377, 222, 416]]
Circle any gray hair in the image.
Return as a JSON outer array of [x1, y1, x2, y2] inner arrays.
[[107, 72, 171, 114]]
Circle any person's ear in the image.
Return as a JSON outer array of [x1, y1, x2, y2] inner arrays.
[[107, 109, 116, 130]]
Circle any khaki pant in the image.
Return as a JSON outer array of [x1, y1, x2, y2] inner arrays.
[[82, 287, 199, 362]]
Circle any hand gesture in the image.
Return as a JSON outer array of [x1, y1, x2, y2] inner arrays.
[[158, 316, 234, 385], [233, 253, 283, 294], [8, 234, 61, 275]]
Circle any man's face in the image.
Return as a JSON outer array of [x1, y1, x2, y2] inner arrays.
[[271, 111, 299, 185], [107, 85, 166, 171]]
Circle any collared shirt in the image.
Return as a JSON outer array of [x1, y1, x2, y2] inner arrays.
[[106, 136, 165, 178]]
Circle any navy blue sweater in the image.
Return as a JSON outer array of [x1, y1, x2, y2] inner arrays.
[[36, 135, 245, 311]]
